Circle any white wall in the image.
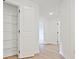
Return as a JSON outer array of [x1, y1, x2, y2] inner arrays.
[[44, 20, 57, 44], [58, 0, 75, 59]]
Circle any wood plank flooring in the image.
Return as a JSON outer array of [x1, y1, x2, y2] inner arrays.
[[4, 44, 64, 59]]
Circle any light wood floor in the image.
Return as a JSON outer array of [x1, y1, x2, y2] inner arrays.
[[4, 44, 64, 59]]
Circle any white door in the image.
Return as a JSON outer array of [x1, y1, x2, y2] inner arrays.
[[18, 6, 38, 58], [3, 3, 18, 57]]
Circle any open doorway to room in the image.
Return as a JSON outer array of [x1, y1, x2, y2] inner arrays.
[[39, 21, 44, 44], [3, 2, 19, 58]]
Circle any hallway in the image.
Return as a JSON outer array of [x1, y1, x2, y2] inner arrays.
[[3, 0, 75, 59], [4, 44, 64, 59]]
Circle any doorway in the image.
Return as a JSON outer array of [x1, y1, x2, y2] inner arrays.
[[39, 21, 44, 44], [3, 2, 18, 57]]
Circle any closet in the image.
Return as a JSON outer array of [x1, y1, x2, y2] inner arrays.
[[3, 1, 39, 58], [3, 2, 18, 57]]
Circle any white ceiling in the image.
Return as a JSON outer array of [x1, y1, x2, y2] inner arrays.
[[30, 0, 62, 18]]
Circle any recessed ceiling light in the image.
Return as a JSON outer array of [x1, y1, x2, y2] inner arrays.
[[49, 12, 54, 15]]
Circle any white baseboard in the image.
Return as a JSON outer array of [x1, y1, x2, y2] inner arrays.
[[18, 53, 34, 58], [40, 42, 57, 45], [59, 53, 65, 59], [34, 49, 40, 54], [3, 51, 17, 57]]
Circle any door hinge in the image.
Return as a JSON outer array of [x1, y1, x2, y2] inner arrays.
[[57, 32, 59, 34], [19, 9, 20, 13], [19, 50, 20, 53], [19, 30, 20, 33]]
